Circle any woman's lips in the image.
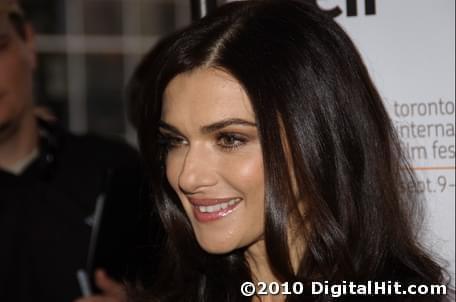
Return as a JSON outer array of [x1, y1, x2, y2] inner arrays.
[[188, 197, 242, 222]]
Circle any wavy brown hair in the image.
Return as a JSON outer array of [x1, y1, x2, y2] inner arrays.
[[128, 1, 448, 301]]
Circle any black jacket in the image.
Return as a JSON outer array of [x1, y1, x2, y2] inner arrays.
[[0, 121, 151, 301]]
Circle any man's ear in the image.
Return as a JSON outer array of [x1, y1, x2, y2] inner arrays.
[[23, 22, 37, 69]]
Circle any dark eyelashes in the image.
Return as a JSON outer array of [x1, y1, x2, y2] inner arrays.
[[157, 131, 249, 153], [215, 132, 248, 150]]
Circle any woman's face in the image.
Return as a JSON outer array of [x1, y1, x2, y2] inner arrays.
[[160, 68, 265, 254]]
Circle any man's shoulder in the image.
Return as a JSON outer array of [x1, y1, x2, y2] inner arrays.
[[66, 132, 137, 156], [38, 120, 142, 181], [49, 131, 143, 203], [61, 131, 140, 167]]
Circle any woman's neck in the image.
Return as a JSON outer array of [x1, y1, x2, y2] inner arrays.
[[246, 240, 285, 302], [246, 239, 277, 284], [244, 226, 306, 301], [246, 226, 305, 278]]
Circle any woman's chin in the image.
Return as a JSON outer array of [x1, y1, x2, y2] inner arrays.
[[196, 237, 239, 255]]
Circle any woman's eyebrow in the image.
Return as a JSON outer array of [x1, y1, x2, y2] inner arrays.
[[159, 118, 256, 136], [201, 118, 256, 134]]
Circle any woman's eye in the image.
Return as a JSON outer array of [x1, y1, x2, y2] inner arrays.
[[217, 133, 247, 150]]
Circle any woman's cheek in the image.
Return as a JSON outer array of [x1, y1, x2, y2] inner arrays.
[[221, 150, 264, 197]]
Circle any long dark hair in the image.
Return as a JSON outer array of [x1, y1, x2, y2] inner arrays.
[[128, 1, 447, 301]]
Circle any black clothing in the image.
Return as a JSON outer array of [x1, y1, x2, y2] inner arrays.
[[0, 121, 146, 301]]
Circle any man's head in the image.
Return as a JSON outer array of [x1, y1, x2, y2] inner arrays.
[[1, 0, 26, 39], [0, 0, 36, 142]]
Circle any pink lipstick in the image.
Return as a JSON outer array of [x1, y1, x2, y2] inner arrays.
[[188, 197, 242, 222]]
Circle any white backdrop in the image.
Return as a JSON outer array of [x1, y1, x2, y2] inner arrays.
[[321, 0, 455, 285], [226, 0, 456, 285]]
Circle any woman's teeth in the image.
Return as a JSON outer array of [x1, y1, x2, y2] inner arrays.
[[197, 198, 241, 213]]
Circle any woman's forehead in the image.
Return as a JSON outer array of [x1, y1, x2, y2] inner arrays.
[[161, 68, 255, 125]]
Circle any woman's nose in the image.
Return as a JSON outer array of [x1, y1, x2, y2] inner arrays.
[[177, 145, 217, 194]]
